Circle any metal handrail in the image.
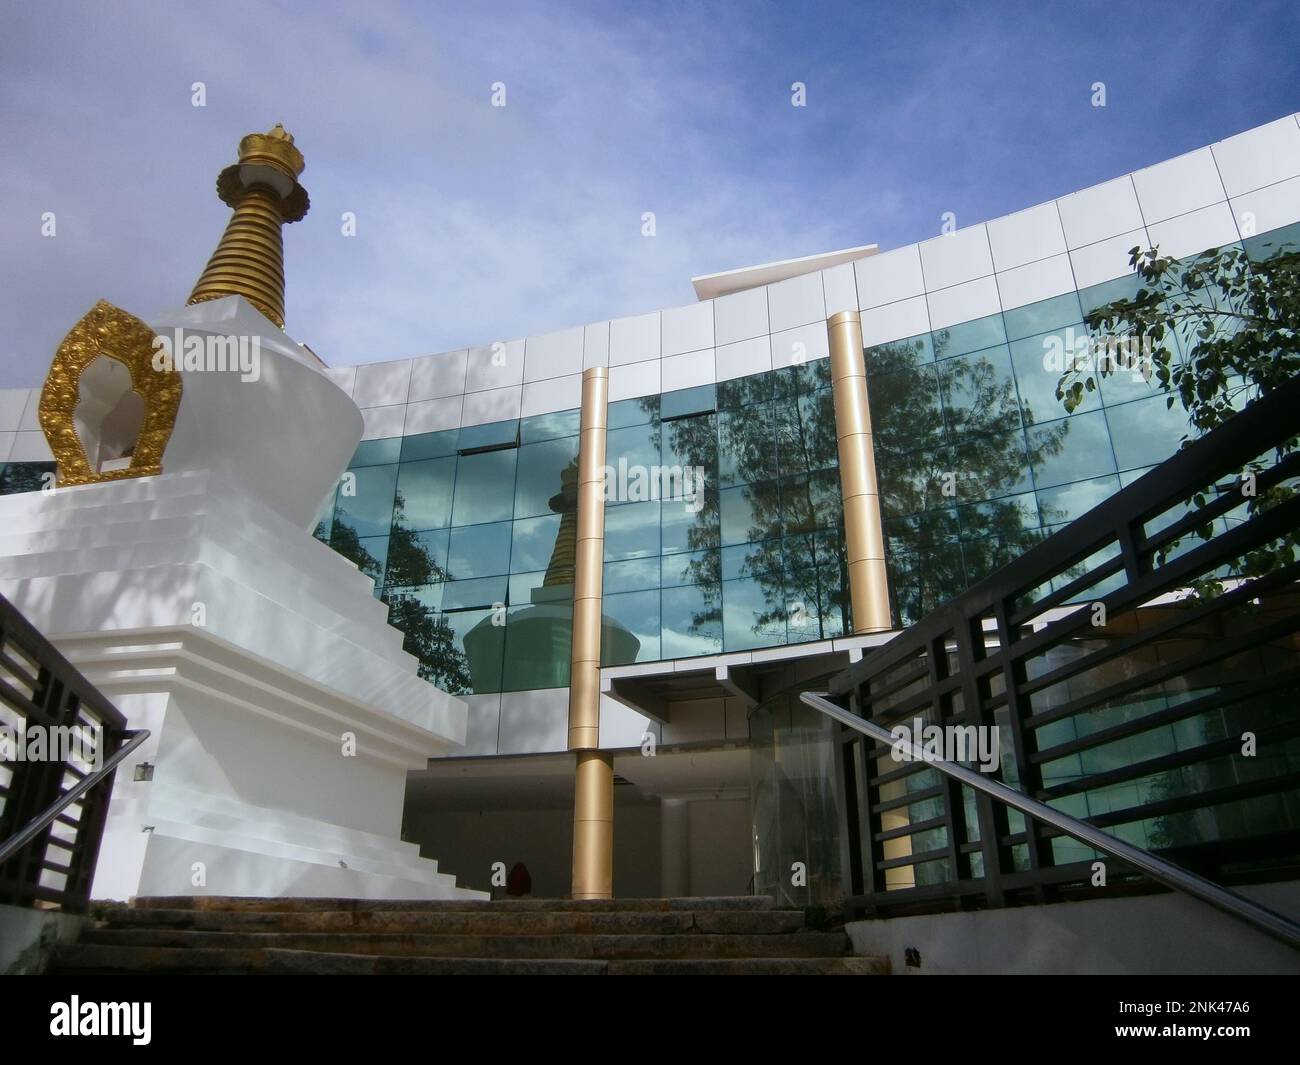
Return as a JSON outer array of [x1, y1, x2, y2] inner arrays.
[[0, 728, 150, 868], [800, 691, 1300, 951]]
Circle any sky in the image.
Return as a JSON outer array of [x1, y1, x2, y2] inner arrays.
[[1, 0, 1297, 386]]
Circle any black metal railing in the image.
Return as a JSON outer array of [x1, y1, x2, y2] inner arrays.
[[824, 373, 1300, 917], [0, 592, 133, 912]]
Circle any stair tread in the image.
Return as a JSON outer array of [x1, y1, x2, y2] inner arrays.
[[54, 897, 875, 975], [125, 895, 778, 913], [100, 907, 806, 935], [53, 944, 887, 976]]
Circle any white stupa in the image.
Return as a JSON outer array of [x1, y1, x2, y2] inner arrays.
[[0, 126, 484, 901]]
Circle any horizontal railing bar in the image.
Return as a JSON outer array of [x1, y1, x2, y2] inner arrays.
[[1035, 770, 1300, 837], [1139, 451, 1300, 560], [874, 785, 944, 815], [1025, 611, 1300, 731], [875, 815, 949, 843], [1012, 552, 1127, 624], [994, 493, 1300, 694], [1015, 557, 1300, 702], [862, 679, 975, 729], [802, 691, 1300, 951], [1030, 665, 1300, 765], [1039, 721, 1300, 801], [877, 847, 951, 872]]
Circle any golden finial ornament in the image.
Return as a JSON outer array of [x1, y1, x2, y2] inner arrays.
[[187, 124, 310, 328]]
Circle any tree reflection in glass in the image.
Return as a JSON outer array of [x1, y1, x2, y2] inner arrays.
[[869, 331, 1070, 626]]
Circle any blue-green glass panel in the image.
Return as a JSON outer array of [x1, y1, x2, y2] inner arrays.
[[1244, 220, 1300, 262], [1011, 327, 1098, 422], [601, 589, 660, 665], [350, 438, 401, 467], [605, 556, 660, 594], [661, 548, 719, 589], [865, 333, 933, 376], [510, 513, 563, 574], [798, 389, 838, 470], [722, 576, 786, 651], [441, 575, 509, 611], [868, 362, 946, 454], [603, 499, 660, 560], [384, 526, 450, 588], [1036, 474, 1122, 525], [446, 607, 503, 692], [382, 588, 478, 694], [451, 449, 517, 526], [400, 429, 459, 463], [607, 395, 659, 430], [1079, 272, 1142, 317], [781, 472, 821, 535], [722, 537, 781, 581], [515, 436, 579, 519], [502, 604, 572, 691], [956, 492, 1040, 540], [661, 582, 723, 658], [1092, 332, 1164, 407], [935, 314, 1007, 358], [605, 423, 661, 504], [1104, 395, 1189, 472], [885, 518, 966, 626], [520, 407, 580, 443], [508, 570, 549, 605], [773, 357, 832, 399], [717, 372, 774, 410], [661, 411, 717, 475], [661, 488, 719, 556], [719, 405, 777, 487], [1025, 411, 1117, 490], [395, 456, 456, 531], [336, 464, 397, 537], [721, 480, 781, 547], [448, 521, 513, 579], [660, 383, 716, 421], [0, 462, 56, 495], [936, 345, 1021, 439], [1003, 292, 1083, 342], [458, 419, 518, 451], [360, 535, 389, 595]]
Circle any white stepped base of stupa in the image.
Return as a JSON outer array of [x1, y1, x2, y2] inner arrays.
[[0, 469, 485, 901]]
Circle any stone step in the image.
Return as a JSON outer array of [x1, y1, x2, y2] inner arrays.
[[126, 895, 778, 914], [101, 906, 808, 936], [80, 927, 851, 959], [52, 945, 888, 976]]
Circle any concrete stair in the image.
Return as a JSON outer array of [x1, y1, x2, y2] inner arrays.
[[50, 896, 889, 975]]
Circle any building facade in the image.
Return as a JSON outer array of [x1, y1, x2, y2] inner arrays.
[[3, 113, 1299, 903]]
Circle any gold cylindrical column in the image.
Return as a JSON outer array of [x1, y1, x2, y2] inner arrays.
[[827, 310, 892, 633], [569, 366, 613, 898], [188, 124, 310, 329], [572, 750, 614, 899], [567, 367, 608, 750]]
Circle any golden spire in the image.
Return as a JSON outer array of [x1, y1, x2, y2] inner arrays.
[[187, 123, 309, 329], [542, 461, 580, 588]]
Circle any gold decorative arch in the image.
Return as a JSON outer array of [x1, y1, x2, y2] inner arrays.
[[38, 300, 182, 487]]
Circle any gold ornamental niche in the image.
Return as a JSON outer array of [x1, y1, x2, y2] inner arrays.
[[39, 300, 182, 487]]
